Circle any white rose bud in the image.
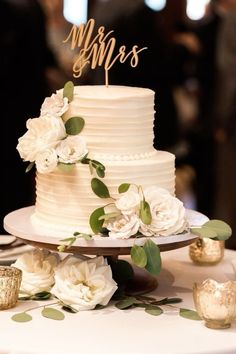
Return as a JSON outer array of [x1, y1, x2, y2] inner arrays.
[[17, 115, 66, 162], [41, 93, 69, 117], [140, 186, 188, 237], [35, 148, 58, 174], [51, 256, 117, 311], [115, 190, 140, 215], [56, 135, 88, 163], [107, 213, 140, 239], [13, 249, 59, 296]]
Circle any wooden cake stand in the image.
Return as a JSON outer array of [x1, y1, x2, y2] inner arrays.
[[4, 207, 208, 295]]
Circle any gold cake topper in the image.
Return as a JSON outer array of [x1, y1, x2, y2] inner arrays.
[[63, 18, 147, 86]]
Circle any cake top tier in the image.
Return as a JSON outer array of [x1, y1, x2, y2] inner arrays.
[[73, 85, 154, 100], [63, 85, 156, 160]]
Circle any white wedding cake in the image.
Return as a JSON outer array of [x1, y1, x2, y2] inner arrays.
[[17, 84, 186, 238]]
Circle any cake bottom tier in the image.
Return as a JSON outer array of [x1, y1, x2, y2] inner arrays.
[[32, 151, 175, 234]]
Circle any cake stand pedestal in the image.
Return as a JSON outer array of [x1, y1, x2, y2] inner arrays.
[[4, 207, 208, 295]]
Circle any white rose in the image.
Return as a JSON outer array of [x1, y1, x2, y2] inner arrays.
[[35, 148, 58, 174], [17, 116, 66, 162], [115, 190, 140, 215], [56, 135, 88, 163], [51, 256, 117, 311], [140, 186, 188, 236], [107, 213, 140, 239], [40, 93, 69, 117], [13, 249, 59, 296]]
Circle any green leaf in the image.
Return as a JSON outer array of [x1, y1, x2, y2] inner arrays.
[[203, 220, 232, 240], [131, 245, 147, 268], [57, 245, 66, 252], [42, 307, 65, 321], [31, 291, 51, 300], [60, 236, 76, 249], [65, 116, 85, 135], [143, 239, 161, 275], [140, 200, 152, 225], [96, 165, 105, 178], [58, 163, 75, 172], [179, 308, 202, 321], [12, 312, 32, 323], [91, 160, 106, 178], [98, 212, 121, 221], [94, 304, 106, 310], [63, 81, 74, 102], [89, 207, 105, 233], [61, 304, 78, 313], [25, 161, 35, 173], [191, 226, 217, 239], [79, 233, 92, 241], [118, 183, 131, 193], [115, 297, 136, 310], [91, 178, 110, 198], [145, 305, 163, 316]]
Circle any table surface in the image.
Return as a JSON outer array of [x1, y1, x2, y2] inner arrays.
[[0, 247, 235, 354]]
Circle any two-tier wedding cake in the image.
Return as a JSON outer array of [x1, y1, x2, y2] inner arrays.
[[16, 84, 187, 239]]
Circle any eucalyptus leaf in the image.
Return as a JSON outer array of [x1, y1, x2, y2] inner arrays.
[[79, 233, 92, 241], [96, 166, 105, 178], [203, 220, 232, 240], [25, 161, 35, 173], [191, 226, 217, 239], [58, 163, 74, 173], [131, 245, 147, 268], [118, 183, 131, 193], [179, 308, 202, 321], [115, 297, 136, 310], [42, 307, 65, 321], [63, 81, 74, 102], [61, 304, 78, 313], [89, 207, 105, 233], [91, 178, 110, 198], [31, 291, 51, 300], [12, 312, 32, 323], [143, 239, 161, 275], [145, 305, 163, 316], [65, 116, 85, 135], [98, 212, 121, 221], [140, 200, 152, 225]]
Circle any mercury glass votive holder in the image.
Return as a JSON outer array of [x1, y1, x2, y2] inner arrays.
[[0, 266, 22, 310], [193, 279, 236, 329], [189, 238, 224, 265]]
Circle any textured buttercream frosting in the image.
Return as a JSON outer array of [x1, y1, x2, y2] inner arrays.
[[32, 85, 176, 234], [62, 85, 155, 158]]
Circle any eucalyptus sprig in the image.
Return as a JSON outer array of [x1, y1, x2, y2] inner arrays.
[[114, 294, 201, 320], [191, 219, 232, 241], [81, 156, 106, 178], [58, 231, 93, 252], [11, 301, 65, 323]]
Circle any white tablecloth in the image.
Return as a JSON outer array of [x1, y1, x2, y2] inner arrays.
[[0, 247, 235, 354]]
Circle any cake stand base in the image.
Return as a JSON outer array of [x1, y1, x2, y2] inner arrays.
[[125, 266, 158, 296]]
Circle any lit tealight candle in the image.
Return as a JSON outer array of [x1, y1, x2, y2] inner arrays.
[[193, 279, 236, 329], [0, 266, 22, 310]]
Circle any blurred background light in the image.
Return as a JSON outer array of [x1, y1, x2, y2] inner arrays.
[[145, 0, 166, 11], [63, 0, 88, 25], [186, 0, 210, 20]]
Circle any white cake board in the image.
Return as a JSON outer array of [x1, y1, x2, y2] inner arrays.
[[4, 206, 208, 256]]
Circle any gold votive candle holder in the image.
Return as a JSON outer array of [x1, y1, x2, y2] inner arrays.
[[0, 266, 22, 310], [193, 279, 236, 329], [189, 238, 224, 265]]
